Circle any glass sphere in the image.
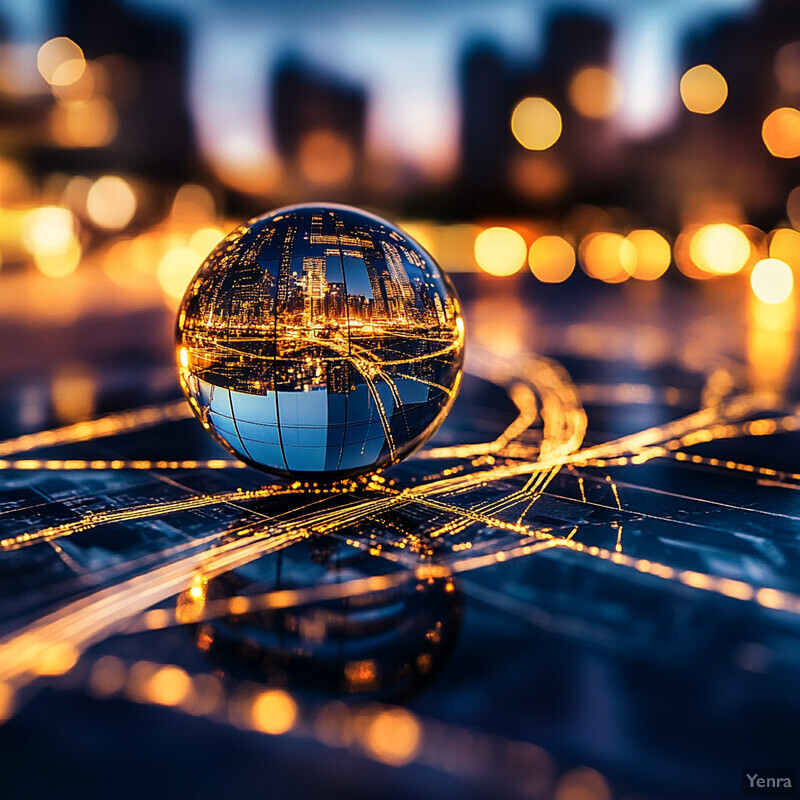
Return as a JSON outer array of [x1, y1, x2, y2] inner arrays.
[[176, 203, 465, 479]]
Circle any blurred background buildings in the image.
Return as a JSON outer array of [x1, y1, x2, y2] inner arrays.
[[0, 0, 798, 317]]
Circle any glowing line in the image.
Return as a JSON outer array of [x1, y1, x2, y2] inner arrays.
[[0, 400, 191, 458]]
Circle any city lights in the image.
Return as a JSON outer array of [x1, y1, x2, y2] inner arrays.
[[363, 708, 421, 766], [146, 666, 192, 707], [768, 228, 800, 270], [474, 227, 527, 276], [528, 235, 575, 283], [762, 107, 800, 158], [250, 689, 297, 735], [51, 59, 99, 103], [297, 129, 354, 187], [625, 230, 671, 280], [86, 176, 137, 230], [679, 65, 728, 114], [689, 224, 750, 275], [157, 246, 201, 301], [579, 232, 636, 283], [21, 206, 82, 278], [510, 97, 562, 151], [188, 227, 224, 259], [774, 42, 800, 94], [568, 66, 621, 119], [750, 258, 794, 304], [37, 37, 85, 86], [787, 185, 800, 229], [49, 95, 118, 148]]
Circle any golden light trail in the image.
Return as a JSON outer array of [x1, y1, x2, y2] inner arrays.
[[0, 399, 192, 458]]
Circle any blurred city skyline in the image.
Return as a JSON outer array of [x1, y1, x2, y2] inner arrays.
[[0, 0, 769, 181], [0, 0, 799, 301]]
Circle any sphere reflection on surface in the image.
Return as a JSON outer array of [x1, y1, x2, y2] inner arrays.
[[179, 544, 464, 701], [177, 204, 465, 478]]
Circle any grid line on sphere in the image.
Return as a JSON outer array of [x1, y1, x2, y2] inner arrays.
[[337, 208, 352, 472]]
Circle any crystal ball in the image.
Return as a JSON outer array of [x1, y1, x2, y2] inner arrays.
[[176, 203, 465, 479]]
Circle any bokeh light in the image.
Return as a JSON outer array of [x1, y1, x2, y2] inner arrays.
[[689, 223, 750, 275], [51, 363, 95, 422], [171, 184, 216, 223], [49, 96, 118, 148], [62, 175, 92, 216], [363, 708, 421, 766], [89, 656, 127, 697], [146, 666, 192, 707], [751, 258, 793, 304], [528, 235, 575, 282], [37, 37, 85, 86], [30, 241, 82, 278], [625, 229, 671, 280], [86, 176, 137, 230], [555, 766, 611, 800], [0, 682, 13, 724], [774, 42, 800, 94], [787, 185, 800, 229], [51, 60, 98, 104], [157, 245, 202, 300], [508, 153, 568, 201], [297, 129, 354, 187], [189, 227, 224, 258], [768, 228, 800, 270], [568, 66, 621, 119], [511, 98, 562, 151], [762, 107, 800, 158], [22, 206, 82, 278], [250, 689, 297, 735], [0, 158, 32, 205], [680, 65, 728, 114], [674, 226, 713, 280], [579, 232, 636, 283], [474, 227, 527, 276], [210, 136, 278, 196]]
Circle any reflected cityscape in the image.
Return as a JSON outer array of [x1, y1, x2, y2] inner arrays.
[[177, 205, 464, 477]]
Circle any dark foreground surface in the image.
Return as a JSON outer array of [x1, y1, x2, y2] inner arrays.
[[0, 274, 799, 800]]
